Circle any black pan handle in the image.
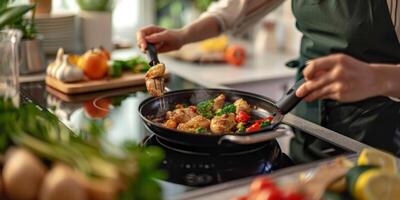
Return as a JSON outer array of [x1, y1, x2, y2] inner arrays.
[[146, 43, 160, 66], [275, 78, 305, 114], [218, 125, 291, 145]]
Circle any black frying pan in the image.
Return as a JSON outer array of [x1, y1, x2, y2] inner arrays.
[[139, 44, 305, 150]]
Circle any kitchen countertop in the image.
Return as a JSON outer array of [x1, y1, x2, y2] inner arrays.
[[113, 49, 297, 88]]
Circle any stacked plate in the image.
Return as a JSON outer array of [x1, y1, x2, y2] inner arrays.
[[34, 13, 81, 54]]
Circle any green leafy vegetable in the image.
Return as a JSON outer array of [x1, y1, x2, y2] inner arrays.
[[110, 56, 151, 78], [197, 99, 214, 119], [216, 103, 236, 116], [195, 127, 206, 134]]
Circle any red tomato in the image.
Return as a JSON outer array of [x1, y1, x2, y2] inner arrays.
[[250, 177, 276, 193], [246, 123, 261, 132], [266, 116, 274, 121], [249, 188, 284, 200], [285, 192, 305, 200], [230, 195, 249, 200], [235, 111, 250, 123], [84, 98, 111, 119], [225, 45, 246, 66]]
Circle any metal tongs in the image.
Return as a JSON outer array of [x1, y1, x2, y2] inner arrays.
[[145, 43, 165, 97]]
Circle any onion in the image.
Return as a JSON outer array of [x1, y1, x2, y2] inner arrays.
[[39, 164, 87, 200], [3, 148, 47, 200], [80, 177, 119, 200]]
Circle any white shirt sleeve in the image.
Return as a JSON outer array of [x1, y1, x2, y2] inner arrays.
[[200, 0, 285, 35]]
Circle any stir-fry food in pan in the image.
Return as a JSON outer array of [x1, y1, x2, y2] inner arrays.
[[159, 94, 273, 134]]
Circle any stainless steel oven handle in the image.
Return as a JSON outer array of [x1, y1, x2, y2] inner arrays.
[[218, 124, 292, 145]]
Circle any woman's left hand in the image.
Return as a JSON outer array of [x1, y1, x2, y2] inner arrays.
[[296, 54, 380, 102]]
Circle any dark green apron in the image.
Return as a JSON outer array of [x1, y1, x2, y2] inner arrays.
[[288, 0, 400, 162]]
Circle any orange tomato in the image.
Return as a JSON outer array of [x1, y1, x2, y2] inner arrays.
[[81, 50, 108, 80], [225, 45, 246, 66], [84, 98, 111, 119], [99, 46, 111, 60]]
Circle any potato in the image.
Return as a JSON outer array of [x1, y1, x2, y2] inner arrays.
[[39, 164, 87, 200], [3, 148, 47, 200]]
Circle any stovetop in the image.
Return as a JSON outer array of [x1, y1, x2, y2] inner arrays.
[[19, 77, 350, 199], [143, 135, 293, 187]]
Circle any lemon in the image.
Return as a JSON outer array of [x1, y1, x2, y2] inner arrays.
[[357, 148, 398, 174], [200, 35, 228, 52], [327, 157, 355, 193], [354, 170, 400, 200]]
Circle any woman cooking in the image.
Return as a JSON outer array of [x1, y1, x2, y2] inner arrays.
[[137, 0, 400, 159]]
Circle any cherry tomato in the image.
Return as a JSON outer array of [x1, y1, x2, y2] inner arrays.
[[250, 177, 276, 193], [285, 192, 305, 200], [230, 195, 249, 200], [246, 123, 261, 132], [249, 188, 284, 200], [266, 116, 274, 121], [235, 111, 250, 123], [225, 45, 246, 66]]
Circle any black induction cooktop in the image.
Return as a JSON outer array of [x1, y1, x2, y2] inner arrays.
[[143, 135, 293, 187]]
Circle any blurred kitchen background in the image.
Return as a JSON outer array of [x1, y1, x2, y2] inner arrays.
[[12, 0, 301, 55]]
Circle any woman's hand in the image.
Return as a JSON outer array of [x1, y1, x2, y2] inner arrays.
[[136, 25, 186, 53], [296, 54, 381, 102]]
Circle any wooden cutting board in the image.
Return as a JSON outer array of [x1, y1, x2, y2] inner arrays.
[[46, 72, 168, 94]]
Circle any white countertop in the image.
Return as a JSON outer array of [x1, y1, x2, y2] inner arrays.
[[160, 52, 297, 86], [109, 49, 299, 88]]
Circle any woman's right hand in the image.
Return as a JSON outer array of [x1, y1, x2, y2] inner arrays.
[[136, 25, 186, 53]]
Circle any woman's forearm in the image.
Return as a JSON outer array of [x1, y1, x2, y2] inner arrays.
[[178, 16, 222, 45], [371, 63, 400, 98]]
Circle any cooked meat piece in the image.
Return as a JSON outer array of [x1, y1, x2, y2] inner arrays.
[[213, 94, 225, 111], [166, 106, 198, 124], [177, 115, 210, 133], [145, 64, 166, 96], [164, 119, 177, 129], [234, 98, 251, 114], [145, 78, 164, 97], [210, 113, 237, 134], [145, 63, 165, 79]]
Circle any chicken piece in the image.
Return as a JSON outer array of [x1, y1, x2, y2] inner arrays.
[[234, 98, 251, 114], [145, 63, 165, 79], [213, 94, 225, 111], [164, 119, 177, 129], [145, 78, 164, 97], [210, 113, 237, 134], [145, 63, 166, 97], [166, 106, 198, 124], [177, 115, 210, 133]]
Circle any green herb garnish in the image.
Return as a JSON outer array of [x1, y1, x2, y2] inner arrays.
[[195, 127, 206, 134], [216, 103, 236, 116], [197, 99, 214, 119]]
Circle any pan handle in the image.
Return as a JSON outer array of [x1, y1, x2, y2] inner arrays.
[[275, 78, 305, 114], [146, 43, 160, 66], [218, 125, 292, 145]]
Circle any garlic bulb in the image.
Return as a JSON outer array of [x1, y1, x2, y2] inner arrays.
[[47, 48, 64, 77], [54, 55, 84, 83]]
